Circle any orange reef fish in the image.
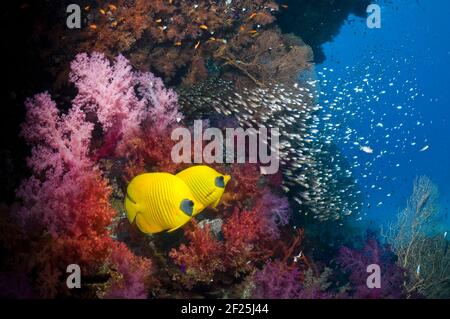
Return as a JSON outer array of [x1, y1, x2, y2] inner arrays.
[[248, 12, 258, 20]]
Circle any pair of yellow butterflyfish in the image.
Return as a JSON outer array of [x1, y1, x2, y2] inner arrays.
[[125, 165, 230, 234]]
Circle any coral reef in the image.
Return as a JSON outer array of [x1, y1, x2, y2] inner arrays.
[[382, 176, 450, 298], [8, 0, 311, 88], [0, 2, 429, 297], [2, 53, 315, 299], [0, 0, 366, 206]]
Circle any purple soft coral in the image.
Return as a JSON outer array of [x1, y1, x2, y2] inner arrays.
[[337, 238, 407, 299], [103, 243, 152, 299], [252, 261, 303, 299], [256, 190, 291, 239]]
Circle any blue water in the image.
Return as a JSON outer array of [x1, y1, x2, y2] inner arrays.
[[317, 0, 450, 229]]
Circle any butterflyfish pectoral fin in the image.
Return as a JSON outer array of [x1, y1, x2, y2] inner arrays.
[[211, 194, 223, 208], [124, 192, 139, 223]]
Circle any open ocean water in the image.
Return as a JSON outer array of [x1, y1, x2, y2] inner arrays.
[[317, 0, 450, 231]]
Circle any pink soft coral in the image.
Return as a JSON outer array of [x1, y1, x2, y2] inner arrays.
[[70, 52, 144, 140], [134, 72, 182, 133], [69, 52, 182, 156], [15, 94, 116, 296], [17, 92, 100, 235]]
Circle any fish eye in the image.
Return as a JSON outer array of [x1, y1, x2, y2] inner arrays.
[[180, 199, 194, 216], [215, 176, 225, 188]]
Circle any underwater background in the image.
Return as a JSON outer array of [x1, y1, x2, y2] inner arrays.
[[0, 0, 449, 299]]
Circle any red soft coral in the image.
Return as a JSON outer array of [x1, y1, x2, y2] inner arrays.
[[222, 208, 271, 274], [169, 221, 224, 289], [222, 163, 263, 208]]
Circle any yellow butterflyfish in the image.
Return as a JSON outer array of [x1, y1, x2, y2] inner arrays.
[[176, 166, 230, 215], [125, 173, 202, 234]]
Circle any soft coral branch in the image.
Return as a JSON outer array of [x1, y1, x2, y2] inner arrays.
[[169, 221, 224, 289], [102, 242, 153, 299]]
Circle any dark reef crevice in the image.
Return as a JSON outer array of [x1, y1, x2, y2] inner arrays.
[[275, 0, 373, 63]]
